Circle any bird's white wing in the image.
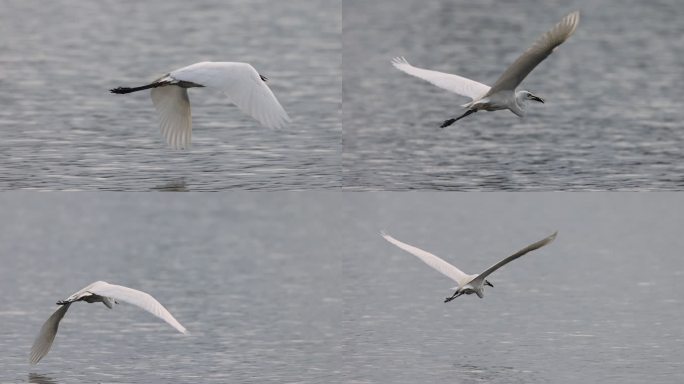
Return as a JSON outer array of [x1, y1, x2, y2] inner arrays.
[[88, 282, 187, 334], [471, 232, 557, 287], [171, 62, 290, 129], [392, 57, 490, 100], [487, 11, 580, 94], [381, 231, 470, 286], [30, 303, 71, 365], [151, 86, 192, 150]]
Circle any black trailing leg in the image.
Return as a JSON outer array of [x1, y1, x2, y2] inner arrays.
[[110, 82, 168, 94], [444, 291, 463, 303], [441, 109, 477, 128]]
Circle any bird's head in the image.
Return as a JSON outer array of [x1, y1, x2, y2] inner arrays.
[[519, 90, 545, 104]]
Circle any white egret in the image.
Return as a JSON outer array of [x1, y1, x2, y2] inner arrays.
[[111, 61, 290, 149], [30, 281, 187, 365], [392, 11, 580, 127], [381, 231, 557, 302]]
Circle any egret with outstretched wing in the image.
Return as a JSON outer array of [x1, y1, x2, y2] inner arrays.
[[111, 61, 290, 149], [381, 231, 557, 302], [392, 11, 579, 127], [30, 281, 186, 365]]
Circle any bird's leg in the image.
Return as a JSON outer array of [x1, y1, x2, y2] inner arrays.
[[110, 81, 169, 94], [441, 109, 476, 128], [444, 291, 463, 303]]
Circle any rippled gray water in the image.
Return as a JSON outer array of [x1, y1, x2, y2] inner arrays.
[[0, 0, 340, 191], [343, 0, 684, 190], [2, 193, 683, 383]]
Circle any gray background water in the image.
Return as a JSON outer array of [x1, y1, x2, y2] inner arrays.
[[0, 0, 340, 191], [343, 0, 684, 190], [0, 194, 342, 383], [341, 193, 684, 383], [2, 193, 683, 383]]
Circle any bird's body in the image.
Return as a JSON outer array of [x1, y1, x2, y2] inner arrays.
[[381, 231, 557, 302], [111, 61, 290, 149], [392, 11, 580, 127], [30, 281, 186, 365]]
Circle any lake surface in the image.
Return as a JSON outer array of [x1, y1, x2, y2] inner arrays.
[[0, 0, 340, 191], [343, 0, 684, 190], [1, 193, 683, 383], [0, 194, 342, 383], [340, 193, 684, 383]]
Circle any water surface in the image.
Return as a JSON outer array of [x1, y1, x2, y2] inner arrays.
[[0, 194, 342, 383], [343, 0, 684, 190], [0, 0, 340, 190], [1, 193, 683, 383]]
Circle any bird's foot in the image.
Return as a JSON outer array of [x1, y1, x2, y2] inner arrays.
[[56, 300, 68, 305], [110, 87, 132, 94], [440, 119, 456, 128]]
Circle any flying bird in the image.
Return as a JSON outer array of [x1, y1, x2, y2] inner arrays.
[[381, 231, 557, 302], [392, 11, 580, 127], [30, 281, 187, 365], [111, 61, 290, 149]]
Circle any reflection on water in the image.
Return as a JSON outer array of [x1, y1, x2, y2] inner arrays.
[[453, 363, 535, 384], [28, 373, 58, 384], [152, 178, 188, 192]]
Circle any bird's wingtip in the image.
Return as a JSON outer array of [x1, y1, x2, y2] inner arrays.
[[380, 230, 389, 238], [391, 56, 409, 66], [547, 231, 559, 242], [565, 11, 581, 29]]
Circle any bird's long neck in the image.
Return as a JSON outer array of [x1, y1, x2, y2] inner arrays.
[[511, 92, 527, 117]]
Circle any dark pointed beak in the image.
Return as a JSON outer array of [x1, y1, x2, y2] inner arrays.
[[485, 280, 494, 287], [531, 95, 544, 103]]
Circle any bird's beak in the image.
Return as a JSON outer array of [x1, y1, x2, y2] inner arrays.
[[530, 94, 545, 103]]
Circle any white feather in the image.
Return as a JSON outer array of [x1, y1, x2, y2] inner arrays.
[[381, 231, 472, 286], [151, 86, 192, 150], [170, 61, 290, 129], [391, 57, 490, 100], [30, 281, 186, 365]]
